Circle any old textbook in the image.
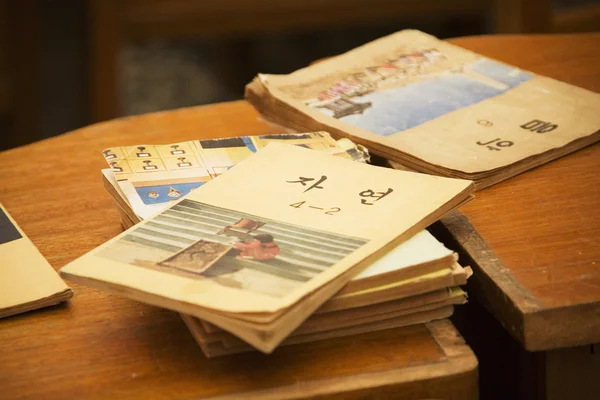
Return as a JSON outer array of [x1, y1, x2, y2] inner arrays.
[[99, 132, 460, 297], [102, 132, 368, 220], [61, 143, 473, 353], [108, 184, 469, 305], [0, 203, 72, 318], [106, 182, 464, 304], [99, 132, 462, 299], [246, 30, 600, 189], [100, 136, 471, 356], [99, 134, 471, 355]]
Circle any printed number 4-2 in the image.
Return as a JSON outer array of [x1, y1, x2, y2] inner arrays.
[[289, 201, 340, 215]]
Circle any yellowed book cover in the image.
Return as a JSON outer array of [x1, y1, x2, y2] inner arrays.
[[0, 204, 72, 318], [102, 167, 460, 297], [61, 143, 472, 352], [103, 132, 367, 219], [247, 30, 600, 188]]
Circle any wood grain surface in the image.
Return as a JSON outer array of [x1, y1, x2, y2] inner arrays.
[[2, 32, 597, 399], [0, 102, 477, 398], [440, 33, 600, 351]]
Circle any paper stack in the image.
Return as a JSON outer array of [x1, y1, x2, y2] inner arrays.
[[60, 135, 473, 356], [246, 30, 600, 189]]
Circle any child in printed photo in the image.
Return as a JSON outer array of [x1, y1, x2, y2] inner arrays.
[[233, 234, 280, 261]]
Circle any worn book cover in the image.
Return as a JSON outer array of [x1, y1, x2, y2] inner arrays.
[[102, 167, 460, 298], [61, 143, 472, 352], [103, 132, 367, 219], [0, 204, 72, 318], [247, 30, 600, 188]]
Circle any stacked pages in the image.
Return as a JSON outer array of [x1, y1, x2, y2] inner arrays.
[[61, 142, 473, 354], [246, 30, 600, 189], [99, 133, 472, 356]]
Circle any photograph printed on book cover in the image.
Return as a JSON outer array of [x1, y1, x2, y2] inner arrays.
[[96, 199, 368, 298], [282, 47, 533, 137]]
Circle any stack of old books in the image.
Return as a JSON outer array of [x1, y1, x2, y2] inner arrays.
[[54, 28, 600, 357], [61, 134, 474, 356], [246, 30, 600, 189]]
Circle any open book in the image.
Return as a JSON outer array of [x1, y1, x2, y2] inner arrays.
[[61, 143, 473, 353], [246, 30, 600, 189]]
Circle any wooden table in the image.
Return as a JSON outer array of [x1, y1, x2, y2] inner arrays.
[[1, 32, 597, 400], [0, 105, 477, 398], [440, 33, 600, 352], [432, 34, 599, 400]]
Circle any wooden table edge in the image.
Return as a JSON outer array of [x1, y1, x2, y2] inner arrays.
[[525, 302, 600, 351], [436, 211, 600, 351], [198, 319, 477, 400], [447, 32, 600, 43]]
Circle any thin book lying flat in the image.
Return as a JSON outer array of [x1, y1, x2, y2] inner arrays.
[[114, 192, 470, 308], [246, 29, 600, 189], [61, 142, 473, 353], [102, 174, 464, 302], [99, 132, 464, 300], [0, 203, 72, 318]]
